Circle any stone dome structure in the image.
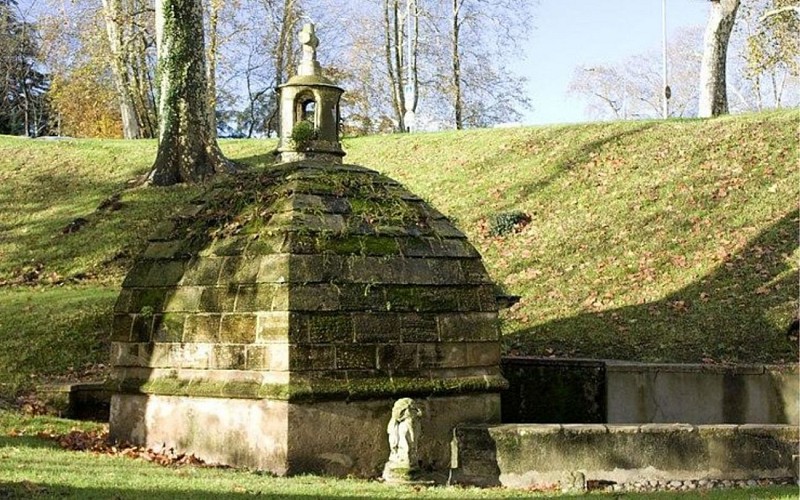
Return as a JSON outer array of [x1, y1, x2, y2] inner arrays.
[[108, 24, 506, 477]]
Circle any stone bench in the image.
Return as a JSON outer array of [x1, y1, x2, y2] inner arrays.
[[449, 423, 798, 490]]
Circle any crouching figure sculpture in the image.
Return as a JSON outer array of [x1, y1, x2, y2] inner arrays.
[[382, 398, 422, 483]]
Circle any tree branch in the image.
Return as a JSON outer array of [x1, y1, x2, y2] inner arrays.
[[759, 6, 800, 22]]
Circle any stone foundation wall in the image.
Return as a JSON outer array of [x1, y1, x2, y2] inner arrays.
[[110, 392, 500, 477], [449, 423, 799, 489]]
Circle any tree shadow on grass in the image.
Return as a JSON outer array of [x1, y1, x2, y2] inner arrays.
[[514, 122, 658, 200], [0, 482, 361, 499], [0, 436, 60, 449], [504, 209, 799, 364], [233, 152, 278, 169]]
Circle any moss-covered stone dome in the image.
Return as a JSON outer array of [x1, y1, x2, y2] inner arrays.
[[109, 24, 504, 476], [108, 160, 506, 402]]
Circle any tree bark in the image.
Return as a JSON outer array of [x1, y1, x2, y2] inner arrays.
[[384, 0, 405, 132], [698, 0, 740, 117], [101, 0, 143, 139], [451, 0, 463, 130], [148, 0, 234, 186]]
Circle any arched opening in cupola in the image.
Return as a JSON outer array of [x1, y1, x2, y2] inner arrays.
[[295, 93, 317, 125]]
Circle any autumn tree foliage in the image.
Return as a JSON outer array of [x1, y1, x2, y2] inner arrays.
[[39, 6, 123, 138]]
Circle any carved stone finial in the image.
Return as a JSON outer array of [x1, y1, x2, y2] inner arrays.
[[298, 23, 322, 77], [382, 398, 422, 483]]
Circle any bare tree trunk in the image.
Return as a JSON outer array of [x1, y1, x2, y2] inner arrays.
[[410, 0, 419, 113], [451, 0, 463, 130], [698, 0, 740, 118], [384, 0, 405, 132], [148, 0, 234, 186], [270, 0, 297, 135], [101, 0, 143, 138], [206, 0, 222, 138]]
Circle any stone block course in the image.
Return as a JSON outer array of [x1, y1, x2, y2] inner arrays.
[[221, 256, 262, 284], [181, 258, 224, 285], [111, 314, 132, 342], [176, 343, 213, 369], [211, 345, 247, 370], [219, 314, 257, 343], [255, 312, 292, 343], [234, 285, 283, 312], [130, 315, 153, 342], [418, 343, 467, 369], [245, 345, 271, 370], [128, 288, 167, 313], [399, 314, 438, 342], [306, 314, 354, 343], [163, 287, 203, 312], [289, 345, 336, 371], [243, 234, 287, 257], [149, 343, 174, 368], [288, 284, 340, 311], [257, 254, 290, 282], [377, 344, 418, 372], [286, 255, 343, 283], [353, 313, 400, 343], [142, 241, 185, 260], [459, 260, 494, 284], [152, 314, 186, 342], [199, 285, 237, 312], [335, 345, 377, 370], [148, 260, 187, 287], [183, 314, 221, 343], [199, 236, 250, 257], [438, 313, 499, 341], [467, 342, 501, 367], [338, 284, 386, 311]]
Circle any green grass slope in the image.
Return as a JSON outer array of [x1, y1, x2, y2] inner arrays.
[[0, 111, 797, 394]]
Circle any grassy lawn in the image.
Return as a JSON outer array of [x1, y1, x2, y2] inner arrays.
[[0, 412, 797, 499], [0, 111, 797, 397]]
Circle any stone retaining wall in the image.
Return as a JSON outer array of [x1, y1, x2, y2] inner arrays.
[[606, 362, 798, 425], [501, 358, 799, 425], [449, 423, 799, 490]]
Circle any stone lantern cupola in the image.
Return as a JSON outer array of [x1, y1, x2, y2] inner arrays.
[[277, 24, 344, 163]]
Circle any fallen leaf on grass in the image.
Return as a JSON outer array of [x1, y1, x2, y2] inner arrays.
[[36, 430, 209, 467]]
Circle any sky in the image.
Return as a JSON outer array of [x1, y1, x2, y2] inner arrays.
[[523, 0, 709, 125]]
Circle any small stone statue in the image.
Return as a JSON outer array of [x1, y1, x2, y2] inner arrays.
[[382, 397, 422, 482]]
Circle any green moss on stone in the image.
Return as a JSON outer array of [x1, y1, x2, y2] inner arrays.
[[107, 374, 508, 401]]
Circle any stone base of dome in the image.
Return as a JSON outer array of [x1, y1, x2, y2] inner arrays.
[[109, 392, 500, 477]]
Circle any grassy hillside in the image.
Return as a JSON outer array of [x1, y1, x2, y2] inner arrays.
[[0, 111, 797, 394]]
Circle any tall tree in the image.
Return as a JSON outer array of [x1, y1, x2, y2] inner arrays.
[[440, 0, 531, 129], [569, 27, 704, 120], [100, 0, 157, 138], [743, 0, 800, 108], [148, 0, 234, 185], [383, 0, 419, 132], [698, 0, 741, 117], [0, 0, 51, 136], [39, 2, 125, 137]]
